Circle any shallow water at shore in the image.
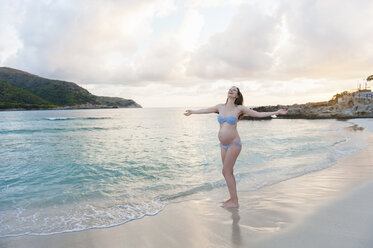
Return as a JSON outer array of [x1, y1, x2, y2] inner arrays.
[[0, 108, 371, 237]]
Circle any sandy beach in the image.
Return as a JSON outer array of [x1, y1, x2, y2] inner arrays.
[[2, 132, 373, 248]]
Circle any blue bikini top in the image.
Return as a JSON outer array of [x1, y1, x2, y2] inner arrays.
[[218, 115, 238, 125]]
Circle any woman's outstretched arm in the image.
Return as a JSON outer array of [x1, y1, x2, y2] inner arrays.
[[184, 104, 220, 116], [239, 105, 288, 118]]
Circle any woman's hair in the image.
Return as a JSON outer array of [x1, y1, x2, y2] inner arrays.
[[225, 86, 244, 120]]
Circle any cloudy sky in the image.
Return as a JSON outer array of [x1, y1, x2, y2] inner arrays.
[[1, 0, 372, 107]]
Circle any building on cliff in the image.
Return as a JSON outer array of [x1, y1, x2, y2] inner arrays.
[[353, 88, 373, 100], [336, 86, 372, 104], [353, 78, 373, 99], [346, 77, 373, 100]]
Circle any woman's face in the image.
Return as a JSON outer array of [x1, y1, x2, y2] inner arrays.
[[227, 86, 238, 98]]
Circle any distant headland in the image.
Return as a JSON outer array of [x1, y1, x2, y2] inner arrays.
[[0, 67, 141, 111], [245, 77, 373, 120]]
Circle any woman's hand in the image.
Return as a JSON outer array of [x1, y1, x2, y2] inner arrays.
[[184, 110, 192, 116], [276, 109, 289, 115]]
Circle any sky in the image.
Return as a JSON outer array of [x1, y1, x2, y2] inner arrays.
[[1, 0, 373, 108]]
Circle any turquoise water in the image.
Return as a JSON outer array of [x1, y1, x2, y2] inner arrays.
[[0, 108, 371, 237]]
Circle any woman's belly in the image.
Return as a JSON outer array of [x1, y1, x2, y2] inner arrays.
[[218, 125, 240, 145]]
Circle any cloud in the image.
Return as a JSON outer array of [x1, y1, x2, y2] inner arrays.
[[272, 0, 373, 80], [1, 0, 177, 84], [186, 3, 280, 80], [0, 1, 24, 64], [131, 34, 186, 83], [186, 0, 373, 81], [1, 0, 373, 108]]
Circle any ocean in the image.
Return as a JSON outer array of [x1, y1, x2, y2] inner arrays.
[[0, 108, 372, 237]]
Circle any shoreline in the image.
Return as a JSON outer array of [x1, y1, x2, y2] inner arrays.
[[1, 106, 372, 120], [255, 180, 373, 248], [0, 106, 141, 112], [2, 130, 373, 247]]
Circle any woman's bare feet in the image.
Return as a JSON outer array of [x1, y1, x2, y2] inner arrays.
[[221, 198, 232, 204], [221, 199, 239, 208]]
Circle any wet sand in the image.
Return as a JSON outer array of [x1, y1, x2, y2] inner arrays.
[[2, 134, 373, 248]]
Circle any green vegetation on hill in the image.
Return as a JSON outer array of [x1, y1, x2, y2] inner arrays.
[[0, 67, 141, 109], [0, 81, 58, 109], [0, 67, 100, 106], [96, 96, 140, 108], [0, 81, 48, 104]]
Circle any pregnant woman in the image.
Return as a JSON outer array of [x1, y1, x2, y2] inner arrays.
[[184, 86, 288, 208]]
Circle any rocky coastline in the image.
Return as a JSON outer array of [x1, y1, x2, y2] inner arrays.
[[244, 90, 373, 120], [0, 102, 141, 111]]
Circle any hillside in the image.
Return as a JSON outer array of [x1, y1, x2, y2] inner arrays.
[[0, 67, 141, 110], [0, 81, 57, 109], [96, 96, 141, 108]]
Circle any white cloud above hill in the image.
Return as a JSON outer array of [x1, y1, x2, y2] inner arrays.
[[0, 0, 372, 107]]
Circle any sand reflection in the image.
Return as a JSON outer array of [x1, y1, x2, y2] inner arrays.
[[223, 207, 242, 247]]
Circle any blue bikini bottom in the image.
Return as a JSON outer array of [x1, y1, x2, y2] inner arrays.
[[220, 141, 241, 150]]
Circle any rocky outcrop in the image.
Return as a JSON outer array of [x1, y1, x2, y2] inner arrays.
[[96, 96, 142, 108], [244, 92, 373, 120]]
